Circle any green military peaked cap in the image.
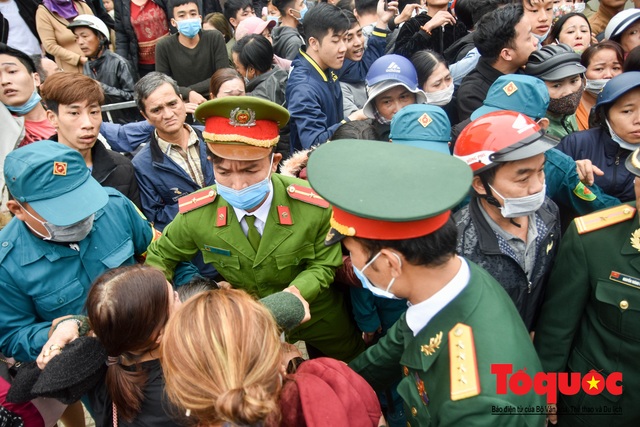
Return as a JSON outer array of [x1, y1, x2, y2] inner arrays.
[[195, 96, 289, 160], [306, 139, 473, 245]]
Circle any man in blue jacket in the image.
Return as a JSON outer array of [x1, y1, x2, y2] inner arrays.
[[132, 72, 215, 231], [286, 3, 362, 153], [0, 141, 154, 361]]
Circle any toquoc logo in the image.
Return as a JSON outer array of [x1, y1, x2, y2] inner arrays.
[[491, 364, 623, 404]]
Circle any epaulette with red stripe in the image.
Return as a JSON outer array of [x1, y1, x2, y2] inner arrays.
[[286, 184, 330, 208], [178, 188, 217, 214]]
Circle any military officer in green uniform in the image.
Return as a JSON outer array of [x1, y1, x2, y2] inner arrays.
[[533, 147, 640, 426], [306, 139, 546, 426], [145, 97, 364, 362]]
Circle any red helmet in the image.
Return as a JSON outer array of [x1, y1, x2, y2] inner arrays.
[[453, 111, 558, 175]]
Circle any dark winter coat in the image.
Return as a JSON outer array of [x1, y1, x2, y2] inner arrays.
[[557, 127, 635, 202], [454, 197, 561, 331]]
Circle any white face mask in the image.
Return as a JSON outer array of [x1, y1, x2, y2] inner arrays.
[[573, 2, 586, 14], [489, 183, 547, 218], [425, 83, 454, 106], [585, 78, 609, 96], [18, 201, 95, 242], [606, 119, 637, 151]]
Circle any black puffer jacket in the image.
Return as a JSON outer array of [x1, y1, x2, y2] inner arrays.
[[113, 0, 170, 66], [454, 198, 561, 331], [247, 66, 290, 158], [51, 135, 141, 208], [394, 11, 467, 59], [92, 139, 141, 209]]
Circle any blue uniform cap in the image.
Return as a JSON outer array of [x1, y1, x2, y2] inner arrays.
[[4, 140, 108, 226], [389, 104, 451, 154], [471, 75, 550, 121], [596, 71, 640, 109]]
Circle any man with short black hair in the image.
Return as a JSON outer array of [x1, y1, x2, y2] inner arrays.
[[304, 138, 546, 426], [286, 3, 357, 153], [271, 0, 305, 60], [155, 0, 228, 105], [456, 3, 537, 121], [453, 110, 561, 332], [223, 0, 256, 58]]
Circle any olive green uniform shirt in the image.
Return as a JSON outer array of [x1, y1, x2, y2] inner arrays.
[[534, 205, 640, 426], [350, 261, 546, 426], [146, 173, 363, 361]]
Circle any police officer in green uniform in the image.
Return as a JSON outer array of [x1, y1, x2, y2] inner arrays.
[[533, 147, 640, 426], [145, 97, 364, 362], [306, 139, 546, 426]]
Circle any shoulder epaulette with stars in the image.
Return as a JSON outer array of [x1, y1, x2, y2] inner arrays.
[[178, 188, 217, 214], [575, 204, 636, 235], [449, 323, 480, 401], [286, 184, 330, 208]]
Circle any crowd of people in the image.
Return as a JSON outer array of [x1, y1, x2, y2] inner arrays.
[[1, 0, 640, 425]]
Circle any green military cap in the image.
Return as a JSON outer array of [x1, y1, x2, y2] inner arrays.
[[195, 96, 289, 161], [307, 139, 472, 245]]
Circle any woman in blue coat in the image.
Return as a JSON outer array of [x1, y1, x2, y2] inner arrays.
[[556, 72, 640, 202]]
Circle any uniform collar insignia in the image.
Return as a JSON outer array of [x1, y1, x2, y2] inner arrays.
[[421, 331, 443, 356], [630, 228, 640, 252]]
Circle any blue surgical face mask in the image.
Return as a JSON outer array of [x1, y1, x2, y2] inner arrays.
[[352, 251, 402, 300], [6, 90, 42, 115], [533, 27, 551, 46], [294, 5, 307, 22], [216, 155, 273, 211], [266, 15, 279, 25], [177, 18, 201, 38]]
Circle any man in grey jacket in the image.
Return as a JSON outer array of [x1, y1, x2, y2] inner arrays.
[[453, 110, 561, 332]]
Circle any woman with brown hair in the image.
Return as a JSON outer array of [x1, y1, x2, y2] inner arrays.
[[162, 289, 281, 426], [577, 40, 624, 130], [34, 264, 310, 426], [85, 264, 183, 426], [208, 68, 245, 99], [162, 289, 382, 427]]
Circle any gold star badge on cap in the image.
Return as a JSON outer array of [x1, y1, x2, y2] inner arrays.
[[503, 81, 518, 96], [418, 113, 433, 128], [53, 161, 67, 176]]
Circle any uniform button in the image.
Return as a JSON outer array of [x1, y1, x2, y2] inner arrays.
[[57, 297, 64, 304], [406, 422, 411, 427], [1, 242, 7, 247], [411, 407, 418, 417], [620, 300, 629, 310]]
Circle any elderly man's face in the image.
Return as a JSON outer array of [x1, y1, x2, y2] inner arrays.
[[141, 83, 187, 137]]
